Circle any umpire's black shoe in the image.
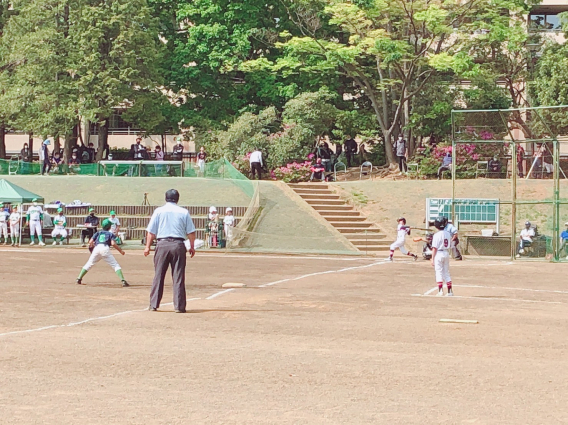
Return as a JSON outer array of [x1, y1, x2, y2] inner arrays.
[[121, 280, 130, 287], [148, 306, 157, 311], [175, 309, 186, 313]]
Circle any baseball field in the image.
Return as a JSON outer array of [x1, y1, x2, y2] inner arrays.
[[1, 248, 568, 424]]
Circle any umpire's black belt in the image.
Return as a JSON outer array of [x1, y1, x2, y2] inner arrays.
[[157, 237, 185, 242]]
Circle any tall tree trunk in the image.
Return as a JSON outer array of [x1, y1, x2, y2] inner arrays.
[[96, 119, 109, 161], [63, 125, 79, 161], [0, 125, 6, 160], [28, 133, 33, 161], [53, 134, 61, 156]]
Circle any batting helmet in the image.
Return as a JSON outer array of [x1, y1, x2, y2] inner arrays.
[[397, 217, 406, 224], [441, 216, 448, 227], [525, 221, 531, 227], [165, 189, 180, 203], [434, 217, 446, 230], [102, 219, 112, 231]]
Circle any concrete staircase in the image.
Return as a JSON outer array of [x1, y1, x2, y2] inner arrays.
[[288, 183, 390, 254]]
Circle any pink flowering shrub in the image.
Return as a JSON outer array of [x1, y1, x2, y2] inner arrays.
[[272, 160, 313, 183]]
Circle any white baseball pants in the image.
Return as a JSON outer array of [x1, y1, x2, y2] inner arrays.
[[10, 223, 20, 237], [390, 239, 409, 255], [0, 222, 7, 239], [29, 220, 42, 236], [51, 228, 68, 238], [434, 251, 451, 283], [83, 245, 121, 272]]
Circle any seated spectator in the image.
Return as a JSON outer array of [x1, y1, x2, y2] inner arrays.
[[68, 152, 81, 173], [310, 158, 326, 182], [516, 220, 535, 257], [20, 143, 32, 162], [488, 156, 502, 178], [130, 137, 147, 160], [50, 151, 64, 173], [316, 140, 332, 172], [154, 145, 164, 161], [437, 152, 452, 179], [561, 222, 568, 259]]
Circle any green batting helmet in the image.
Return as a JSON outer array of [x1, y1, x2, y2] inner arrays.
[[102, 219, 112, 231]]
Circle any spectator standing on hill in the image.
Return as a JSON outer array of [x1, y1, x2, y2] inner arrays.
[[488, 155, 502, 178], [250, 148, 263, 180], [343, 135, 357, 168], [394, 134, 408, 173], [40, 140, 51, 175], [81, 208, 99, 247], [20, 143, 32, 162], [145, 189, 196, 313], [197, 146, 207, 175], [516, 144, 525, 178], [437, 152, 452, 179]]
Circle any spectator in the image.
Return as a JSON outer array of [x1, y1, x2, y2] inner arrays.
[[310, 158, 326, 182], [86, 143, 96, 163], [249, 147, 263, 180], [488, 155, 502, 178], [68, 152, 80, 165], [516, 144, 525, 178], [154, 145, 164, 161], [561, 222, 568, 259], [20, 143, 32, 162], [51, 151, 64, 173], [316, 140, 332, 172], [81, 208, 99, 247], [130, 137, 146, 160], [437, 152, 452, 179], [516, 220, 535, 257], [207, 206, 220, 247], [197, 146, 207, 175], [40, 139, 51, 175], [343, 135, 357, 168], [173, 137, 184, 160], [394, 134, 408, 173], [223, 207, 235, 242]]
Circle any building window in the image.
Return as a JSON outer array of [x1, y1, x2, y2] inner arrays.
[[89, 111, 141, 135], [529, 13, 562, 31]]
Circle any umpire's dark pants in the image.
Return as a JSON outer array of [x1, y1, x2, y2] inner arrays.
[[250, 161, 262, 180], [150, 239, 187, 311]]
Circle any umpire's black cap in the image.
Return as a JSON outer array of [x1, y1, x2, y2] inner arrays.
[[165, 189, 180, 203]]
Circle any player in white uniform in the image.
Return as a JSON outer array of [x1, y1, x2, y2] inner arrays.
[[27, 199, 45, 246], [517, 220, 535, 257], [432, 217, 453, 296], [108, 210, 121, 242], [440, 216, 462, 260], [0, 204, 9, 244], [223, 207, 235, 242], [388, 217, 418, 261], [9, 206, 21, 246], [51, 208, 68, 245]]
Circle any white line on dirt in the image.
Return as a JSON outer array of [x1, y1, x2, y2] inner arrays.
[[423, 287, 439, 296], [206, 289, 235, 300], [411, 294, 563, 305], [455, 284, 568, 295]]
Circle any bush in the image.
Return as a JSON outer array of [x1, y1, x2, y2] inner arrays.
[[272, 160, 313, 183]]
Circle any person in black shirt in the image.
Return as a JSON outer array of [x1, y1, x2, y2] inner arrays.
[[81, 208, 100, 247], [173, 137, 184, 160], [343, 135, 358, 168], [316, 140, 332, 172], [130, 137, 147, 160], [20, 143, 32, 162]]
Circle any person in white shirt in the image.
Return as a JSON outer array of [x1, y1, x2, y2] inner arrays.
[[108, 210, 121, 243], [223, 207, 235, 242], [51, 208, 67, 245], [9, 206, 21, 246], [388, 217, 418, 261], [432, 217, 453, 296], [517, 220, 535, 257], [249, 148, 263, 180], [27, 199, 45, 246], [0, 204, 9, 244], [441, 216, 462, 260]]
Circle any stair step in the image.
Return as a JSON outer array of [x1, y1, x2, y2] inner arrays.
[[324, 216, 367, 222], [311, 205, 353, 211], [299, 194, 341, 200], [343, 233, 386, 240], [293, 189, 334, 195], [330, 222, 373, 228], [336, 227, 381, 234], [306, 199, 345, 206], [289, 183, 329, 190], [318, 210, 360, 217]]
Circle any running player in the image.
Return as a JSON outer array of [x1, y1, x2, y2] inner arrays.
[[441, 216, 462, 260], [51, 208, 67, 245], [432, 217, 453, 296], [9, 205, 21, 246], [76, 219, 129, 287], [388, 217, 418, 261], [27, 198, 45, 246], [0, 204, 9, 245]]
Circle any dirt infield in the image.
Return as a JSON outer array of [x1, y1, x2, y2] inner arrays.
[[1, 249, 568, 424]]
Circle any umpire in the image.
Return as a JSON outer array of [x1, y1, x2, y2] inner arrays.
[[144, 189, 196, 313]]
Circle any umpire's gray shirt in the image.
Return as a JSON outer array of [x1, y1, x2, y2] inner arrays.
[[146, 202, 196, 238]]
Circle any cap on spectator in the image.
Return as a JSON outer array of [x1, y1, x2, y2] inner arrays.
[[43, 139, 50, 145], [110, 210, 116, 215], [209, 206, 217, 213], [226, 207, 233, 212], [57, 208, 63, 213], [89, 208, 95, 212]]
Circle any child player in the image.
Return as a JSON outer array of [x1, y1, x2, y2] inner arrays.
[[432, 217, 453, 296], [0, 203, 9, 245], [9, 205, 20, 246], [76, 219, 129, 287], [388, 217, 418, 261]]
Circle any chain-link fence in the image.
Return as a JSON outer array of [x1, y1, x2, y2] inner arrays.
[[450, 106, 568, 261]]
